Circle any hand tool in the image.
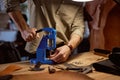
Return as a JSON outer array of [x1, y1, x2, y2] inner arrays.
[[30, 28, 56, 64]]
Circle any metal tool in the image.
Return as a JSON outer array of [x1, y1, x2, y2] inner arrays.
[[30, 28, 56, 64], [29, 62, 44, 71]]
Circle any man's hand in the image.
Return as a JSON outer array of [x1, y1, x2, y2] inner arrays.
[[20, 28, 39, 42], [8, 11, 39, 42], [50, 45, 71, 63]]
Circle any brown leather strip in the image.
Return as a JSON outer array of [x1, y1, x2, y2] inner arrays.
[[12, 71, 93, 80]]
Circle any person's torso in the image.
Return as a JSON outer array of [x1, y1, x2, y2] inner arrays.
[[28, 0, 82, 43]]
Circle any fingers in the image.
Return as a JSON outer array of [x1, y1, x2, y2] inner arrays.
[[50, 50, 59, 57], [25, 33, 34, 41], [50, 48, 68, 63], [28, 28, 37, 41], [54, 57, 63, 63], [50, 45, 72, 63], [50, 52, 64, 63], [21, 28, 39, 42]]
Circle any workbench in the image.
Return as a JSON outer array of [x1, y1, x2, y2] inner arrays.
[[0, 51, 120, 80]]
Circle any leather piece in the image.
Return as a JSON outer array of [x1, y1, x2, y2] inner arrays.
[[85, 0, 116, 50], [0, 75, 13, 80], [104, 4, 120, 50], [0, 64, 22, 76], [12, 71, 93, 80]]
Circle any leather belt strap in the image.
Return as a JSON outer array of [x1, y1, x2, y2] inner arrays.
[[12, 71, 93, 80]]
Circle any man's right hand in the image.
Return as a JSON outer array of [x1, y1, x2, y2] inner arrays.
[[20, 28, 39, 42]]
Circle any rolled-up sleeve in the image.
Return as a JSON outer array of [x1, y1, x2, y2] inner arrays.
[[1, 0, 21, 12], [71, 5, 85, 39]]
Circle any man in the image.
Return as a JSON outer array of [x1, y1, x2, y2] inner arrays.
[[4, 0, 85, 63]]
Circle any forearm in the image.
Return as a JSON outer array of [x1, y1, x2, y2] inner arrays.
[[8, 11, 38, 42], [67, 34, 81, 51], [8, 11, 29, 32], [68, 7, 84, 51]]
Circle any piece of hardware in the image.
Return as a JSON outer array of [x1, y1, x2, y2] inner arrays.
[[30, 28, 56, 64], [29, 62, 44, 71], [48, 66, 56, 74]]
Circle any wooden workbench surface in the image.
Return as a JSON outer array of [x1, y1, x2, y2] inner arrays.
[[0, 52, 120, 80]]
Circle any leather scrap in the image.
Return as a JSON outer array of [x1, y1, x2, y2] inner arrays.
[[12, 71, 93, 80], [0, 64, 22, 76], [55, 63, 93, 74], [0, 75, 13, 80]]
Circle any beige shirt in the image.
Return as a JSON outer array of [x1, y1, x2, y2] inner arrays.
[[5, 0, 85, 53]]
